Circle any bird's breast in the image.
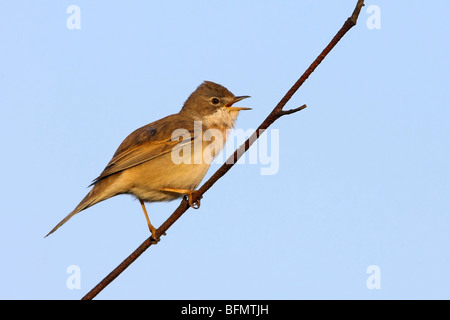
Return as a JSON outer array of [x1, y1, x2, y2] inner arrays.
[[122, 152, 212, 202]]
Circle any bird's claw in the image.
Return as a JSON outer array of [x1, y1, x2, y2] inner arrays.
[[185, 193, 201, 209], [149, 230, 167, 244], [150, 236, 160, 244]]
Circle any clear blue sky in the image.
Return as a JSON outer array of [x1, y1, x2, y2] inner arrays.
[[1, 1, 449, 299]]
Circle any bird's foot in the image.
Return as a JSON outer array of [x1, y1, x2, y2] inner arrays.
[[149, 228, 167, 244], [149, 227, 159, 244], [161, 187, 202, 209], [185, 191, 202, 209]]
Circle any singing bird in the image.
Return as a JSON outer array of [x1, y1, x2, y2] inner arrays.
[[46, 81, 250, 241]]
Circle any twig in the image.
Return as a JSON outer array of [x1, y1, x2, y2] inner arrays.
[[279, 104, 308, 116], [81, 0, 365, 300]]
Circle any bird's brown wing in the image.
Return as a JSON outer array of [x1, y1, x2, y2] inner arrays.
[[90, 115, 196, 186]]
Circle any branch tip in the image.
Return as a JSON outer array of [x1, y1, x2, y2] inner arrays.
[[279, 104, 307, 116]]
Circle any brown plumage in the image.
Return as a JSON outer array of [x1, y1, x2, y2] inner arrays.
[[46, 81, 250, 240]]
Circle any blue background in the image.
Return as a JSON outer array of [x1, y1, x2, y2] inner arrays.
[[1, 1, 449, 299]]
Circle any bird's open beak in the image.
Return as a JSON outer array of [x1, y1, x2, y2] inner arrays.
[[225, 95, 252, 111]]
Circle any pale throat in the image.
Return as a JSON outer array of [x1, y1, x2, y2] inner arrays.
[[200, 108, 239, 131]]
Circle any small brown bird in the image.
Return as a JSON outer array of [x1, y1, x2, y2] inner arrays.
[[46, 81, 250, 241]]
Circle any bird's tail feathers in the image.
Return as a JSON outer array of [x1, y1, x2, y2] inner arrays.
[[45, 189, 101, 237]]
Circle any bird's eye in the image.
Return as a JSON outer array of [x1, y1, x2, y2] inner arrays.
[[211, 98, 220, 105]]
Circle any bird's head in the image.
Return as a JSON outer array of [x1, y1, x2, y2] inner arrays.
[[180, 81, 251, 128]]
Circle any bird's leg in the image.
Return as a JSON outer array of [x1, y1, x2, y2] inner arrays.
[[160, 187, 201, 209], [139, 200, 161, 243]]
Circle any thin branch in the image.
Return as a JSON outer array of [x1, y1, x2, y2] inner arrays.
[[81, 0, 365, 300], [279, 104, 308, 116]]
